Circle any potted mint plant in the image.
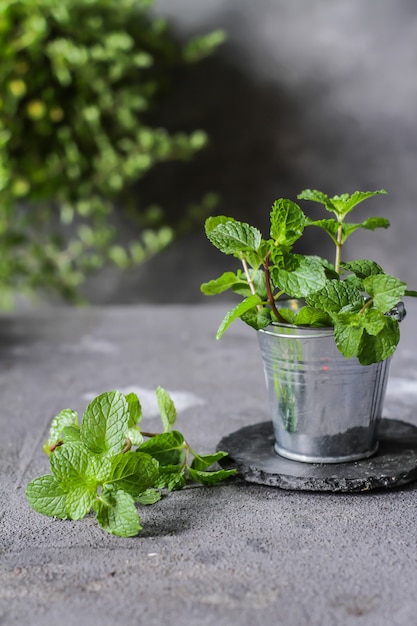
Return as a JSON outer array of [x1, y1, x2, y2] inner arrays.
[[201, 189, 417, 464]]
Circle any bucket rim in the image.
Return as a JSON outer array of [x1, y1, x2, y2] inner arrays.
[[258, 321, 334, 339]]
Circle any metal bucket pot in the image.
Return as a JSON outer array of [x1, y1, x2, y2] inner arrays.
[[257, 323, 392, 464]]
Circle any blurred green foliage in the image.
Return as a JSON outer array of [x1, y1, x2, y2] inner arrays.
[[0, 0, 225, 307]]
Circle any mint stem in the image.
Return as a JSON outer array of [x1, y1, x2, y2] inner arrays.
[[241, 257, 262, 312], [359, 298, 374, 315], [264, 253, 285, 323], [335, 221, 343, 275]]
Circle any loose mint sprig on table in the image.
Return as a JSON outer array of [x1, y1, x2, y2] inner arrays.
[[201, 189, 417, 365], [26, 388, 236, 537]]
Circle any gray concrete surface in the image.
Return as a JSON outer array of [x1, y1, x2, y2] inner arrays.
[[1, 302, 417, 625]]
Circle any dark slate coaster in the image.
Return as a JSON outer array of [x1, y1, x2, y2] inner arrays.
[[217, 418, 417, 492]]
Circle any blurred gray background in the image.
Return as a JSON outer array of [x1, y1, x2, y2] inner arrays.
[[85, 0, 417, 304]]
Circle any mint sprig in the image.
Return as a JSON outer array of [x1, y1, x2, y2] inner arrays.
[[201, 188, 417, 365], [26, 389, 236, 537]]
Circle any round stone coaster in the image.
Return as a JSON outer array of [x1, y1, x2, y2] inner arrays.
[[217, 418, 417, 492]]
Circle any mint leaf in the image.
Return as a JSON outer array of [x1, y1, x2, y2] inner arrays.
[[276, 307, 296, 324], [363, 274, 407, 312], [136, 489, 162, 505], [156, 387, 176, 432], [270, 198, 305, 246], [299, 189, 387, 218], [140, 431, 185, 465], [154, 467, 187, 491], [61, 426, 81, 444], [125, 426, 143, 447], [50, 443, 90, 488], [87, 454, 112, 483], [306, 218, 339, 243], [204, 215, 235, 236], [107, 451, 159, 498], [94, 488, 141, 537], [272, 255, 326, 297], [188, 467, 237, 485], [125, 392, 142, 428], [361, 309, 387, 335], [357, 316, 400, 365], [240, 306, 271, 330], [191, 451, 229, 471], [80, 390, 129, 456], [200, 271, 243, 295], [66, 486, 96, 520], [332, 190, 387, 217], [341, 259, 384, 279], [207, 220, 262, 254], [341, 217, 390, 242], [216, 294, 262, 339], [26, 475, 69, 519], [333, 313, 365, 359], [306, 280, 363, 313], [45, 409, 78, 450], [298, 189, 336, 212], [294, 306, 332, 327]]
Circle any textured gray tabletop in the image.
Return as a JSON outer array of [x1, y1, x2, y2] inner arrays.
[[1, 303, 417, 626]]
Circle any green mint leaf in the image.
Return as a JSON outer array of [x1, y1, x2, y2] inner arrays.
[[341, 217, 390, 242], [361, 309, 387, 336], [207, 220, 262, 254], [272, 255, 327, 298], [269, 198, 305, 246], [331, 190, 387, 217], [405, 289, 417, 297], [107, 451, 159, 498], [65, 486, 96, 520], [240, 306, 271, 330], [341, 259, 384, 279], [299, 189, 386, 218], [204, 215, 235, 236], [333, 306, 388, 360], [344, 274, 364, 291], [80, 390, 129, 456], [45, 409, 79, 450], [200, 271, 243, 295], [26, 475, 69, 519], [154, 467, 187, 491], [333, 313, 365, 359], [306, 218, 339, 243], [363, 274, 407, 312], [306, 280, 363, 313], [135, 489, 162, 505], [156, 387, 177, 432], [125, 392, 142, 428], [87, 454, 112, 483], [139, 431, 185, 465], [188, 467, 237, 485], [298, 189, 336, 212], [61, 426, 81, 444], [293, 306, 332, 327], [215, 294, 262, 339], [125, 426, 143, 447], [191, 451, 229, 471], [357, 316, 399, 365], [94, 488, 141, 537], [276, 307, 296, 324], [50, 443, 90, 488]]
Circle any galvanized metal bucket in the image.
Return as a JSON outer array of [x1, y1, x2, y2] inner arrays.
[[257, 322, 392, 464]]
